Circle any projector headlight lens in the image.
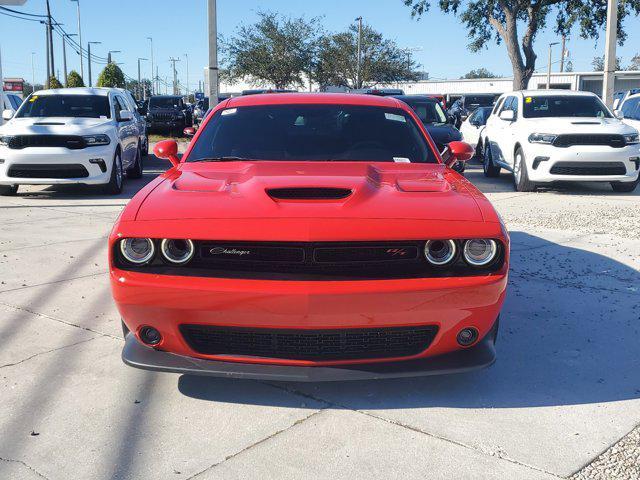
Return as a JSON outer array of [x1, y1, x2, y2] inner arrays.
[[120, 238, 155, 265], [424, 239, 457, 266], [160, 239, 195, 265], [463, 239, 498, 266]]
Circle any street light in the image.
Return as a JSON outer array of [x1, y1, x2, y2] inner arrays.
[[62, 33, 77, 86], [147, 37, 154, 95], [355, 16, 363, 89], [107, 50, 121, 64], [137, 57, 148, 100], [70, 0, 83, 80], [546, 42, 559, 90], [87, 41, 101, 87], [183, 53, 189, 98]]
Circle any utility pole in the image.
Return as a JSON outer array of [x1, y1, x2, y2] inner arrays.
[[355, 16, 363, 89], [207, 0, 219, 101], [184, 53, 189, 98], [44, 22, 50, 86], [45, 0, 55, 81], [169, 57, 180, 95], [137, 58, 147, 100], [147, 37, 154, 95], [559, 35, 567, 73], [87, 41, 101, 87], [108, 50, 120, 64], [547, 42, 559, 89], [71, 0, 83, 80], [602, 0, 618, 107], [62, 34, 76, 86], [31, 52, 35, 86], [155, 65, 159, 96]]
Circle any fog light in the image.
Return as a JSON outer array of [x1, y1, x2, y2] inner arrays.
[[139, 326, 162, 346], [457, 327, 478, 346], [89, 158, 107, 172]]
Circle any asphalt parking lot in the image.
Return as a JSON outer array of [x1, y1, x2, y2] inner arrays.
[[1, 148, 639, 480]]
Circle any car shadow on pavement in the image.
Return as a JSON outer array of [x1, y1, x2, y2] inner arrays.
[[178, 231, 640, 409]]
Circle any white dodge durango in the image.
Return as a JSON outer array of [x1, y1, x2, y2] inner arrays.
[[0, 87, 144, 196], [481, 90, 640, 192]]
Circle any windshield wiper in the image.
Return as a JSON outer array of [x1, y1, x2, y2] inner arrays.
[[191, 156, 250, 162]]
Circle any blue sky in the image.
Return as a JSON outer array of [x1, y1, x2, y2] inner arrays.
[[2, 0, 640, 89]]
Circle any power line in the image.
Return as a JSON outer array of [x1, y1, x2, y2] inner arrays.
[[0, 6, 47, 17], [0, 10, 43, 22]]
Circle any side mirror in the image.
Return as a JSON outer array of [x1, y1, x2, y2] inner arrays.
[[183, 127, 196, 137], [614, 110, 624, 120], [2, 109, 14, 120], [153, 139, 180, 167], [499, 110, 515, 121], [445, 141, 474, 167], [118, 110, 133, 122]]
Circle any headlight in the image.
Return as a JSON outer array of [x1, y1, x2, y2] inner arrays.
[[528, 133, 557, 144], [83, 134, 111, 146], [0, 136, 11, 147], [160, 239, 195, 264], [120, 238, 155, 264], [424, 239, 457, 266], [623, 133, 639, 145], [463, 239, 498, 266]]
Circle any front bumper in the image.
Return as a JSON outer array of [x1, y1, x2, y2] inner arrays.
[[122, 317, 498, 381], [525, 144, 640, 183], [0, 145, 114, 185], [147, 119, 185, 131]]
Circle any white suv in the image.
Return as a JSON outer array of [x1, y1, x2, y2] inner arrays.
[[0, 87, 144, 196], [482, 90, 640, 192]]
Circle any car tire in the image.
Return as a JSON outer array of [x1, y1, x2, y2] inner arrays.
[[141, 137, 149, 157], [0, 184, 19, 196], [483, 143, 501, 178], [126, 147, 143, 179], [475, 141, 484, 161], [104, 150, 124, 195], [513, 147, 536, 192], [611, 177, 639, 193]]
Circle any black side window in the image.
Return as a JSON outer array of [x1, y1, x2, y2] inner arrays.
[[114, 96, 128, 119], [622, 98, 640, 120], [500, 97, 514, 113]]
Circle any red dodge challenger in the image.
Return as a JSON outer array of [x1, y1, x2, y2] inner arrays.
[[110, 93, 509, 381]]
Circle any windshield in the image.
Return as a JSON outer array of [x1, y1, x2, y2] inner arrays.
[[149, 97, 182, 109], [405, 101, 447, 124], [523, 95, 612, 118], [464, 95, 495, 107], [187, 104, 436, 163], [16, 94, 110, 119]]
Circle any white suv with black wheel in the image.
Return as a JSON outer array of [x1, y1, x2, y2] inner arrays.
[[0, 87, 143, 196], [482, 90, 640, 192]]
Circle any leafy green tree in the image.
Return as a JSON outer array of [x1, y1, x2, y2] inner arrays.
[[125, 78, 152, 99], [66, 70, 85, 87], [627, 53, 640, 71], [222, 12, 322, 89], [48, 76, 63, 89], [314, 24, 420, 89], [461, 68, 499, 79], [22, 82, 45, 96], [96, 62, 126, 88], [592, 55, 621, 71], [404, 0, 640, 90]]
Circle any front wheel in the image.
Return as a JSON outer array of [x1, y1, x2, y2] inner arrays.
[[513, 147, 536, 192], [104, 150, 124, 195], [483, 143, 501, 178], [0, 184, 18, 196], [611, 177, 639, 193], [141, 136, 149, 157]]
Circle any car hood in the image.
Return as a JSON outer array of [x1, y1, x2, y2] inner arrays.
[[522, 117, 636, 134], [423, 124, 462, 145], [0, 117, 111, 135], [136, 161, 485, 222]]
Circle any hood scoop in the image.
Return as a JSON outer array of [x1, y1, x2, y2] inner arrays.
[[266, 187, 353, 200]]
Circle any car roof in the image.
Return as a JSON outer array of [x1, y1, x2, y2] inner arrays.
[[513, 90, 598, 98], [31, 87, 111, 96], [226, 92, 403, 108], [392, 95, 439, 103]]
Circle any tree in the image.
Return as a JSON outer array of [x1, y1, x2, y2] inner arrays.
[[67, 70, 85, 87], [592, 55, 621, 71], [461, 68, 499, 79], [314, 24, 420, 89], [48, 76, 63, 89], [22, 82, 45, 96], [96, 62, 125, 88], [628, 53, 640, 71], [404, 0, 640, 90], [125, 78, 152, 100], [222, 12, 322, 89]]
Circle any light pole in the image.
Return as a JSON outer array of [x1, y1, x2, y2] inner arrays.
[[169, 57, 180, 95], [355, 16, 363, 89], [546, 42, 559, 89], [207, 0, 219, 102], [31, 52, 35, 87], [147, 37, 154, 95], [137, 57, 148, 100], [107, 50, 121, 64], [602, 0, 618, 106], [184, 53, 189, 98], [70, 0, 83, 80], [62, 33, 77, 86], [87, 41, 101, 87]]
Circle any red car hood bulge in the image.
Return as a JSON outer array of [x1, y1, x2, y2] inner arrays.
[[135, 161, 484, 222]]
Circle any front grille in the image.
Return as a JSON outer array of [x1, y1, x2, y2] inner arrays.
[[553, 134, 626, 148], [179, 325, 439, 361], [148, 112, 175, 122], [6, 135, 86, 150], [7, 164, 90, 179], [550, 162, 626, 176], [267, 187, 352, 200]]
